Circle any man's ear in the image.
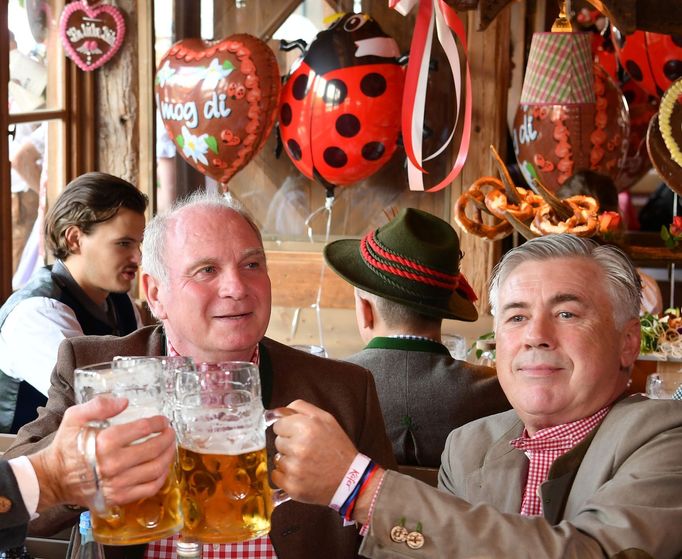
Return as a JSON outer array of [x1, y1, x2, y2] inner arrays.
[[620, 317, 641, 371], [142, 272, 167, 320], [64, 225, 82, 254], [358, 295, 374, 330]]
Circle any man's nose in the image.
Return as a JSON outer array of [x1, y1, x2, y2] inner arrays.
[[523, 314, 556, 349], [217, 270, 248, 299], [131, 245, 142, 264]]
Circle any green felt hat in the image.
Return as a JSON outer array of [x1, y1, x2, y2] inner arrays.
[[324, 208, 478, 321]]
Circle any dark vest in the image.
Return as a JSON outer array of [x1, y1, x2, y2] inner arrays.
[[0, 262, 138, 433]]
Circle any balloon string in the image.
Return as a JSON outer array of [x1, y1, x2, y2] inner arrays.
[[289, 195, 336, 348]]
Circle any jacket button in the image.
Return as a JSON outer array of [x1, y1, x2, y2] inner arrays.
[[390, 526, 408, 543], [0, 496, 13, 513], [406, 531, 425, 549]]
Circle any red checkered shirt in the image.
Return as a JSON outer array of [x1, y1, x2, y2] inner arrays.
[[145, 342, 277, 559], [146, 534, 276, 559], [510, 406, 610, 516]]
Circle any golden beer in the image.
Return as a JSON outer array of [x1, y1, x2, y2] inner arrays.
[[90, 462, 183, 545], [178, 446, 273, 543]]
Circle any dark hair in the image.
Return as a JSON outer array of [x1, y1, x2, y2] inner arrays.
[[555, 171, 619, 212], [46, 172, 148, 260]]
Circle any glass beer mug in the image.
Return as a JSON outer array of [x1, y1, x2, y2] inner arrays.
[[174, 361, 288, 544], [74, 359, 184, 545]]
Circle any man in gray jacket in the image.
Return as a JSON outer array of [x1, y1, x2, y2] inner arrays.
[[273, 234, 682, 558], [324, 208, 509, 466]]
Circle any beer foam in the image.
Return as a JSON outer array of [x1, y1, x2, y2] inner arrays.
[[111, 404, 163, 425], [182, 438, 265, 455]]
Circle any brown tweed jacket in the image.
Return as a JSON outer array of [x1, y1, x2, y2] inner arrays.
[[5, 325, 397, 559]]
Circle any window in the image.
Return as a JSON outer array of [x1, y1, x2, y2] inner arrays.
[[1, 0, 94, 302]]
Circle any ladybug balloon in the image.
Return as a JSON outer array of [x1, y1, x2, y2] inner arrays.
[[279, 13, 404, 194], [612, 28, 682, 98]]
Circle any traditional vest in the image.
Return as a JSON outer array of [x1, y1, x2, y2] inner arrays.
[[0, 261, 138, 433]]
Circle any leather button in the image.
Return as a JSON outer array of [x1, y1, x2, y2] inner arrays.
[[0, 496, 13, 513], [406, 531, 425, 549], [390, 525, 408, 543]]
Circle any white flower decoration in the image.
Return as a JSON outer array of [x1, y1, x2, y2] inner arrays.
[[180, 126, 209, 165], [156, 61, 176, 87], [201, 58, 233, 90]]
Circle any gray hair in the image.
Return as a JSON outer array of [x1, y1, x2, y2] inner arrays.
[[356, 289, 441, 329], [488, 234, 642, 327], [142, 190, 262, 285]]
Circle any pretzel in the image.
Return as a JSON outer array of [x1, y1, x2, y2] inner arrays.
[[530, 195, 599, 237], [485, 187, 545, 223], [454, 178, 513, 241], [567, 194, 599, 217]]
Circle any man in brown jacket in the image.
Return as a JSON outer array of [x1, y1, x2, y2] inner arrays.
[[272, 234, 682, 558], [6, 191, 396, 559]]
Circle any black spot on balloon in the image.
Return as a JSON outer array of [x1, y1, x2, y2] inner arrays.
[[625, 60, 643, 82], [323, 79, 348, 104], [280, 103, 292, 126], [361, 73, 387, 97], [362, 141, 385, 161], [672, 35, 682, 48], [324, 147, 347, 168], [292, 75, 309, 100], [336, 114, 361, 137], [664, 60, 682, 82], [287, 139, 302, 161]]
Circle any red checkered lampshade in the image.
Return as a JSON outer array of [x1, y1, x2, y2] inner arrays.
[[520, 32, 595, 105]]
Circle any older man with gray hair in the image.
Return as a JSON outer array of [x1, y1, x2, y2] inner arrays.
[[272, 234, 682, 558], [6, 191, 395, 559]]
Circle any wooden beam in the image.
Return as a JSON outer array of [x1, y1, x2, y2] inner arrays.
[[0, 5, 11, 302], [172, 0, 206, 200], [137, 0, 155, 207], [452, 5, 512, 315], [96, 0, 140, 184]]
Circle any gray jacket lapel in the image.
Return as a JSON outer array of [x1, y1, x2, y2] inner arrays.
[[467, 420, 527, 513]]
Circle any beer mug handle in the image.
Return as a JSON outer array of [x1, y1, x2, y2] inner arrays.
[[76, 420, 110, 514], [271, 488, 291, 506], [263, 408, 296, 507]]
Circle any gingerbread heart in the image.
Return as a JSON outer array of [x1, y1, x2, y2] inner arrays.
[[155, 35, 281, 185], [59, 1, 126, 72]]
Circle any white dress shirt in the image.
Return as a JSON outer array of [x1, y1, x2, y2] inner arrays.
[[0, 296, 142, 396]]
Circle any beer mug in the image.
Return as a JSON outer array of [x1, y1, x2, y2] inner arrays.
[[174, 361, 289, 544], [113, 355, 195, 423], [645, 371, 682, 399], [74, 359, 184, 545]]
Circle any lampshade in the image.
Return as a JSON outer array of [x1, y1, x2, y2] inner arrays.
[[520, 32, 595, 105]]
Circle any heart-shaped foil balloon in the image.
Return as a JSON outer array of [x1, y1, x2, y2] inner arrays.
[[155, 35, 281, 186], [59, 1, 126, 72]]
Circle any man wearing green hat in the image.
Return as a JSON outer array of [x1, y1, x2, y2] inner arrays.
[[324, 208, 509, 467]]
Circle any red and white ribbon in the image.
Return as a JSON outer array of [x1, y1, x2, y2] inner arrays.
[[390, 0, 472, 192]]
